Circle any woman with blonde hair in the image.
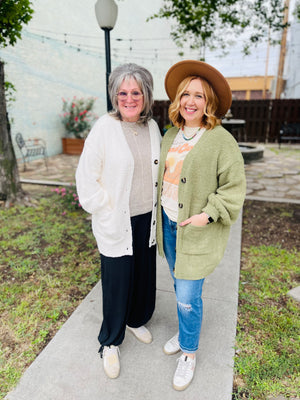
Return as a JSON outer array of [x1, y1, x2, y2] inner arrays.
[[156, 60, 246, 391]]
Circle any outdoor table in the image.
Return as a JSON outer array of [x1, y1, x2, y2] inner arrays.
[[222, 119, 246, 142]]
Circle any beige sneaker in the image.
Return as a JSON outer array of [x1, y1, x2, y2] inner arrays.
[[163, 333, 180, 355], [173, 354, 196, 391], [102, 345, 120, 379], [127, 325, 152, 344]]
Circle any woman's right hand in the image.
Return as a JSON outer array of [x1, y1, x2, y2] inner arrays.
[[179, 212, 209, 227]]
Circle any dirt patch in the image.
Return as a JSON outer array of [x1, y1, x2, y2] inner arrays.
[[234, 200, 300, 399], [242, 200, 300, 251]]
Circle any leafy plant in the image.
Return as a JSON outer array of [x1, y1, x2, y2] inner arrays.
[[4, 81, 16, 106], [148, 0, 288, 59], [295, 0, 300, 20], [51, 185, 81, 213], [60, 97, 97, 139], [0, 0, 34, 48]]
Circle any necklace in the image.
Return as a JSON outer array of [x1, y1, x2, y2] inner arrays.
[[123, 122, 139, 136], [129, 126, 138, 136], [181, 127, 200, 141]]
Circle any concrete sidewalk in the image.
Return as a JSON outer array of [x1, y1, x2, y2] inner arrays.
[[5, 214, 242, 400]]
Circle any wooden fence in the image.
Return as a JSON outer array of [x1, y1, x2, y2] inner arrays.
[[153, 99, 300, 143]]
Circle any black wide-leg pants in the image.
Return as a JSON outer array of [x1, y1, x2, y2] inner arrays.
[[98, 212, 156, 349]]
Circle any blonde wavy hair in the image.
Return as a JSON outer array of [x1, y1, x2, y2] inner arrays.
[[168, 76, 221, 130]]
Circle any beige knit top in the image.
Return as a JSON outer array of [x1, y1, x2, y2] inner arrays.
[[121, 121, 153, 217]]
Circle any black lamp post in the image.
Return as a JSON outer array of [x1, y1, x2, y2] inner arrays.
[[95, 0, 118, 112]]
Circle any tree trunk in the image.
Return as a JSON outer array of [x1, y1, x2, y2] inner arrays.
[[0, 60, 24, 206]]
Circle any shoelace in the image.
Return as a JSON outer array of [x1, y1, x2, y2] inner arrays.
[[176, 356, 194, 378]]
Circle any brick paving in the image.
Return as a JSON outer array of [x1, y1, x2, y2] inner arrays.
[[244, 145, 300, 203], [19, 145, 300, 203]]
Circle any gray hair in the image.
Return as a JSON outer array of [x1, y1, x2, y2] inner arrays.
[[108, 63, 154, 123]]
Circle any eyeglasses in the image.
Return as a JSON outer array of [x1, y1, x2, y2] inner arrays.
[[116, 91, 143, 101]]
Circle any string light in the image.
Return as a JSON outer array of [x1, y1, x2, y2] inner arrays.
[[21, 28, 284, 73]]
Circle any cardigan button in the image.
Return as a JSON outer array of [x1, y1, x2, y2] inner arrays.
[[178, 203, 183, 208], [155, 182, 158, 187], [181, 177, 186, 183], [154, 159, 158, 164], [153, 220, 156, 225]]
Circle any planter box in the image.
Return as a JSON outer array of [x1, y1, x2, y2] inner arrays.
[[62, 138, 84, 155]]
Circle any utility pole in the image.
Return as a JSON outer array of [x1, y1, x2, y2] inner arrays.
[[263, 27, 270, 99], [275, 0, 290, 98]]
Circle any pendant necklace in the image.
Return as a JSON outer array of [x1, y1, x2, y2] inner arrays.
[[181, 127, 200, 141], [129, 126, 139, 136], [123, 122, 139, 136]]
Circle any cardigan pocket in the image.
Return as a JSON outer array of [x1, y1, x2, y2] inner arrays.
[[92, 207, 123, 242], [180, 224, 212, 255]]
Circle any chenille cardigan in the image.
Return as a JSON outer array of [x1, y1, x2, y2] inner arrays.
[[76, 114, 161, 257], [156, 125, 246, 280]]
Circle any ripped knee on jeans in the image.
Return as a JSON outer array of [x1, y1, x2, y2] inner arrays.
[[177, 301, 192, 312]]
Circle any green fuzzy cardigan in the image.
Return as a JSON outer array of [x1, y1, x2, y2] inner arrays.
[[156, 125, 246, 280]]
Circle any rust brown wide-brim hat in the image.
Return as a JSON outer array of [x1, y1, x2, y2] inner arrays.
[[165, 60, 232, 117]]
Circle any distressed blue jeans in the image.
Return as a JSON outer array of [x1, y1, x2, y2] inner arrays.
[[162, 208, 205, 353]]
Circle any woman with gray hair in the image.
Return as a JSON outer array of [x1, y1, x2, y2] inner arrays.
[[76, 63, 161, 379]]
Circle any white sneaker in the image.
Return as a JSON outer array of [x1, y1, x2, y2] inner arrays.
[[173, 354, 196, 391], [127, 325, 152, 344], [102, 345, 120, 379], [163, 333, 180, 355]]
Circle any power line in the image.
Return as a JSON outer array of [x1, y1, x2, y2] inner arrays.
[[27, 27, 173, 42], [26, 27, 287, 47], [21, 29, 282, 72], [24, 29, 280, 58]]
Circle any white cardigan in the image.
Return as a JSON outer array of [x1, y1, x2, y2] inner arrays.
[[75, 114, 161, 257]]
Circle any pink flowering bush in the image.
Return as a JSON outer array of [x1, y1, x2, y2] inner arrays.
[[60, 97, 97, 139], [51, 185, 82, 213]]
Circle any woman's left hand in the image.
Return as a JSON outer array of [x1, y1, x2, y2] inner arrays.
[[179, 213, 209, 227]]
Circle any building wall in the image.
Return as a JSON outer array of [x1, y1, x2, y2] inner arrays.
[[226, 76, 275, 100], [1, 0, 296, 160], [2, 29, 105, 157], [1, 0, 177, 158], [1, 0, 106, 157]]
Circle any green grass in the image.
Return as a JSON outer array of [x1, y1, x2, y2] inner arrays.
[[0, 195, 100, 398], [1, 194, 299, 399], [234, 245, 300, 399]]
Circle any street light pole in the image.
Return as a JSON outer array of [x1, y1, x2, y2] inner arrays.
[[103, 28, 112, 111], [95, 0, 118, 112]]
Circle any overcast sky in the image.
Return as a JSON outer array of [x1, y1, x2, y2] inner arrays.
[[25, 0, 293, 79], [20, 0, 298, 99], [108, 0, 296, 78]]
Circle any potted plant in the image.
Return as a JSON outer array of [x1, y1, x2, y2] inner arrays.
[[60, 97, 97, 154]]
